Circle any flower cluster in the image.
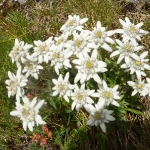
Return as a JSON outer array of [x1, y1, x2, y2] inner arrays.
[[6, 15, 149, 133], [111, 17, 150, 97]]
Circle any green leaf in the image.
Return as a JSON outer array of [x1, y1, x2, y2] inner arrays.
[[125, 108, 143, 115]]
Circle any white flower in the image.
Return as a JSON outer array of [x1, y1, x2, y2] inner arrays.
[[22, 61, 43, 80], [71, 84, 95, 111], [9, 0, 27, 5], [121, 51, 150, 80], [9, 38, 33, 67], [110, 39, 143, 64], [54, 33, 69, 46], [127, 78, 148, 96], [92, 80, 120, 107], [73, 49, 107, 84], [10, 96, 46, 132], [5, 67, 28, 102], [145, 78, 150, 97], [90, 21, 115, 52], [60, 15, 88, 35], [116, 17, 149, 42], [85, 101, 115, 133], [32, 37, 54, 63], [52, 72, 74, 102], [49, 44, 72, 75], [69, 30, 96, 58]]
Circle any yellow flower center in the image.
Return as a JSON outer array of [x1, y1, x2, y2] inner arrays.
[[104, 91, 111, 98], [137, 84, 142, 89], [94, 112, 101, 120], [125, 45, 131, 51], [68, 20, 74, 26], [57, 39, 62, 44], [28, 65, 34, 70], [22, 108, 30, 117], [95, 31, 102, 37], [77, 93, 83, 100], [129, 26, 136, 32], [86, 61, 93, 68], [135, 61, 141, 66], [75, 40, 82, 47], [58, 84, 64, 91], [53, 52, 59, 59], [39, 45, 46, 51]]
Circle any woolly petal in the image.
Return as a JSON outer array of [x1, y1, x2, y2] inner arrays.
[[100, 122, 106, 133], [74, 72, 82, 83], [10, 110, 20, 116], [23, 122, 28, 131], [35, 100, 44, 110]]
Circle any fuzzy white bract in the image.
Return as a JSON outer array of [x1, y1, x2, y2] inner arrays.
[[73, 49, 107, 84], [60, 15, 88, 35], [121, 51, 150, 80], [110, 39, 143, 64], [92, 80, 120, 107], [10, 96, 46, 131], [5, 67, 28, 102], [71, 84, 95, 111], [52, 72, 74, 102], [85, 101, 115, 133], [90, 21, 115, 52], [9, 38, 33, 67], [116, 17, 148, 42]]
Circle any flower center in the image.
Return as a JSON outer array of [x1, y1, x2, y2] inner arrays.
[[53, 52, 59, 59], [129, 26, 136, 33], [22, 108, 30, 117], [28, 65, 34, 70], [57, 39, 63, 44], [58, 84, 64, 91], [136, 84, 142, 89], [77, 93, 83, 100], [135, 60, 141, 66], [75, 40, 82, 47], [103, 91, 111, 98], [85, 61, 93, 69], [94, 112, 101, 120], [95, 31, 102, 38], [10, 78, 18, 90], [68, 20, 74, 26], [125, 44, 131, 52]]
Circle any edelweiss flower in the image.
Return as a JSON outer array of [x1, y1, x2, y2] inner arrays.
[[71, 84, 95, 111], [22, 61, 43, 80], [121, 51, 150, 80], [9, 38, 33, 67], [32, 37, 54, 63], [145, 78, 150, 97], [110, 39, 143, 64], [127, 78, 148, 96], [54, 33, 69, 46], [92, 80, 120, 107], [49, 44, 72, 75], [60, 15, 88, 35], [69, 30, 96, 58], [52, 72, 74, 102], [116, 17, 148, 42], [10, 96, 46, 131], [85, 101, 115, 133], [90, 21, 115, 52], [5, 67, 28, 102], [73, 49, 107, 84]]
